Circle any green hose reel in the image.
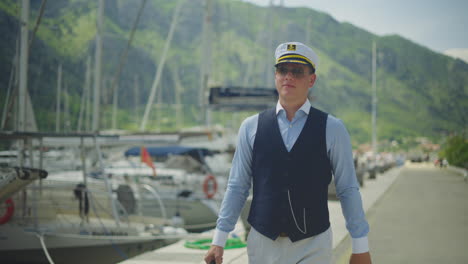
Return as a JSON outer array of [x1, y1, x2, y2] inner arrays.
[[184, 238, 247, 250]]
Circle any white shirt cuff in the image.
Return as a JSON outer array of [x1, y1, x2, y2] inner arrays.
[[212, 229, 229, 248], [352, 236, 369, 254]]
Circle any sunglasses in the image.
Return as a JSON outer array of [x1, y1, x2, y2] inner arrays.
[[275, 65, 308, 78]]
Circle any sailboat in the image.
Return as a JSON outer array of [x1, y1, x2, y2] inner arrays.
[[104, 145, 225, 233], [0, 1, 188, 263], [0, 133, 189, 264]]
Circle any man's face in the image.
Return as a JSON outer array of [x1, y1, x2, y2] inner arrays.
[[275, 63, 316, 103]]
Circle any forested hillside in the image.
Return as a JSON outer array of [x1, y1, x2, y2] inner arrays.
[[0, 0, 466, 145]]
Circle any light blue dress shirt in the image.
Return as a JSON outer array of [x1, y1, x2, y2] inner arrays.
[[213, 100, 370, 253]]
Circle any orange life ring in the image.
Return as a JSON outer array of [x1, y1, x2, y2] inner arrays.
[[0, 198, 14, 225], [203, 174, 218, 199]]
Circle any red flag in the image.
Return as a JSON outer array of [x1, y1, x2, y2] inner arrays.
[[141, 147, 156, 177]]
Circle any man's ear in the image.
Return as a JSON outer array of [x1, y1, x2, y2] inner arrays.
[[309, 74, 317, 88]]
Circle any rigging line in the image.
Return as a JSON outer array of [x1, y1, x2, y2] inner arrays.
[[2, 4, 22, 130], [109, 0, 148, 105], [87, 191, 129, 260], [36, 233, 55, 264], [1, 54, 17, 129], [3, 0, 46, 131], [140, 0, 186, 131], [29, 0, 47, 53]]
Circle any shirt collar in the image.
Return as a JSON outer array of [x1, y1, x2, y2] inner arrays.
[[276, 100, 311, 115]]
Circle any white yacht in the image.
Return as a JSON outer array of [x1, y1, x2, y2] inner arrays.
[[104, 145, 228, 233]]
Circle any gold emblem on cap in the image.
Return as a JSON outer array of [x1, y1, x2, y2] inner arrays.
[[287, 44, 296, 51]]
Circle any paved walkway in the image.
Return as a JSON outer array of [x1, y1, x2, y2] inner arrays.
[[120, 165, 403, 264], [364, 164, 468, 263], [121, 163, 468, 263]]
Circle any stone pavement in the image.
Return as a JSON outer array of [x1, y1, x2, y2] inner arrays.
[[336, 163, 468, 264], [119, 165, 404, 264]]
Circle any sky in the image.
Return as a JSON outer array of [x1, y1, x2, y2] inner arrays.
[[243, 0, 468, 62]]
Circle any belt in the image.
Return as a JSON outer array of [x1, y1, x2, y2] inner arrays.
[[279, 232, 288, 237]]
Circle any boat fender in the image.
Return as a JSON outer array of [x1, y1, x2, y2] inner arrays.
[[177, 189, 193, 198], [203, 174, 217, 199], [0, 198, 14, 225], [73, 183, 89, 216]]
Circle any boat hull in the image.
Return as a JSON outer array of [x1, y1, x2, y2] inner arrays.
[[0, 225, 180, 264], [0, 239, 175, 264], [140, 197, 218, 232]]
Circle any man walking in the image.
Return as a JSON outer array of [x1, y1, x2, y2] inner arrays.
[[204, 42, 372, 264]]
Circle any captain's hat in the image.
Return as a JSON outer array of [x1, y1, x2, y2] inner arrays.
[[275, 42, 319, 71]]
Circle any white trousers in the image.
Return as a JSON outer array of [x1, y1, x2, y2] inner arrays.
[[247, 227, 333, 264]]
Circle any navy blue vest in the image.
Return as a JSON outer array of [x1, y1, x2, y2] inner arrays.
[[247, 106, 332, 242]]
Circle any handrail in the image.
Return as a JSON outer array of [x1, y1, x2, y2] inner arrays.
[[140, 184, 167, 220]]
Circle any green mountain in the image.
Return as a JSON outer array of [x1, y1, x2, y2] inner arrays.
[[0, 0, 466, 145]]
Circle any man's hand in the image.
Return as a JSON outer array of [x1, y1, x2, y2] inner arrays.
[[350, 252, 372, 264], [204, 245, 224, 264]]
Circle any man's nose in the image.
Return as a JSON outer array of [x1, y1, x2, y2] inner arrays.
[[285, 70, 294, 79]]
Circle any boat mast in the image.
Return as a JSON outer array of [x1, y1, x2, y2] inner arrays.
[[372, 41, 378, 158], [55, 64, 62, 132], [200, 0, 212, 126], [111, 83, 118, 130], [18, 0, 29, 132], [172, 66, 184, 129], [92, 0, 104, 132], [133, 75, 139, 125], [264, 0, 274, 88], [90, 0, 121, 225], [64, 82, 70, 132], [77, 56, 91, 132], [140, 0, 185, 131]]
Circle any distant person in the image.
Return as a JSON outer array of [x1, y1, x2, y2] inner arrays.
[[442, 158, 448, 168], [204, 42, 371, 264]]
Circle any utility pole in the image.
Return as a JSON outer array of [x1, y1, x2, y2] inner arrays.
[[92, 0, 104, 132], [306, 17, 312, 45]]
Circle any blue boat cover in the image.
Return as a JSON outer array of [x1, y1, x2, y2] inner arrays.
[[124, 146, 214, 160]]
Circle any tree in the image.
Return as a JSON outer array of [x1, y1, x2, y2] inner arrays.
[[439, 135, 468, 169]]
